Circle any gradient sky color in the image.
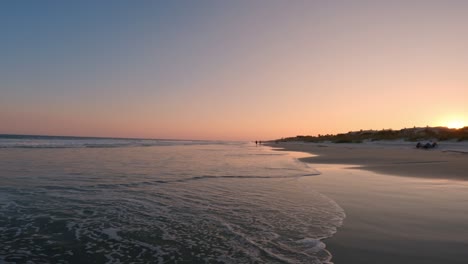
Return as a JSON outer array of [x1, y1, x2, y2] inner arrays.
[[1, 1, 467, 140]]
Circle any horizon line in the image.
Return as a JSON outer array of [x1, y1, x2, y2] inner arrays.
[[0, 133, 233, 142]]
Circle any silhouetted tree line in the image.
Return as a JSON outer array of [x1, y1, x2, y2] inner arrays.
[[278, 127, 468, 143]]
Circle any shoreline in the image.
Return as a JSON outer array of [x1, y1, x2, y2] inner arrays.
[[267, 141, 468, 180], [267, 141, 468, 264]]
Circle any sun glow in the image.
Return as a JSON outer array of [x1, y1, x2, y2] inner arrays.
[[447, 120, 465, 129]]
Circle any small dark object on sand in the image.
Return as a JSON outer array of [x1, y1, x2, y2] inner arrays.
[[416, 142, 438, 149]]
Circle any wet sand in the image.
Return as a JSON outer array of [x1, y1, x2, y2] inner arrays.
[[270, 141, 468, 180], [268, 142, 468, 264]]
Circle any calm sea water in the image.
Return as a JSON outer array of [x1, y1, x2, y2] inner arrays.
[[0, 136, 344, 263]]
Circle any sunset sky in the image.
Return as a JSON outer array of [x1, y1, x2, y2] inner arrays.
[[1, 1, 467, 140]]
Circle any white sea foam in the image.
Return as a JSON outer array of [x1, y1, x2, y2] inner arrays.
[[102, 228, 122, 241], [296, 238, 326, 252], [0, 141, 344, 263]]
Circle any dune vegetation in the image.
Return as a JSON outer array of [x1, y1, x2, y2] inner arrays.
[[278, 127, 468, 143]]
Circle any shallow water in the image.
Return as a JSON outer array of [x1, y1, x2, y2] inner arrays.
[[0, 138, 344, 263]]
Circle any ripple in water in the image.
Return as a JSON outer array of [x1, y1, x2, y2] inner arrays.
[[0, 142, 344, 263]]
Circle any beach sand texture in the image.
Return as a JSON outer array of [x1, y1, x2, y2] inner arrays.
[[270, 141, 468, 180], [269, 141, 468, 264]]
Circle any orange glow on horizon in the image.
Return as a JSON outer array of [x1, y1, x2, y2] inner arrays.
[[2, 2, 468, 141], [447, 120, 465, 129]]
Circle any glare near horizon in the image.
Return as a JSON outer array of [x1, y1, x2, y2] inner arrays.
[[1, 2, 467, 140]]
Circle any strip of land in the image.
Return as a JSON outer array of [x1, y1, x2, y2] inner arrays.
[[268, 141, 468, 180]]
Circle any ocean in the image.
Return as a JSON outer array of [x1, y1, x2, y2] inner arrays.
[[0, 135, 344, 263]]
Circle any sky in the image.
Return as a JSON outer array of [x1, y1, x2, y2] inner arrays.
[[1, 1, 467, 140]]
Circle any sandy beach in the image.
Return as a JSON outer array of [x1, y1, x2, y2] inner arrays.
[[268, 141, 468, 264], [269, 141, 468, 180]]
